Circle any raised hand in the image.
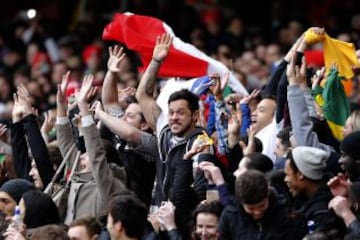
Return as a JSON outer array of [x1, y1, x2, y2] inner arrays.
[[183, 131, 212, 160], [12, 94, 23, 123], [77, 74, 97, 117], [311, 66, 326, 90], [41, 110, 56, 136], [198, 161, 225, 186], [240, 89, 261, 105], [158, 201, 176, 231], [56, 71, 70, 117], [107, 45, 126, 73], [209, 72, 229, 101], [152, 33, 173, 62], [78, 74, 95, 104], [286, 52, 300, 86], [228, 103, 242, 136], [57, 71, 70, 106], [16, 84, 33, 117], [327, 173, 350, 197], [311, 27, 325, 35], [239, 126, 256, 156], [90, 101, 103, 120]]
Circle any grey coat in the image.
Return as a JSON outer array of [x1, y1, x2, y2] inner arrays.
[[56, 122, 127, 224]]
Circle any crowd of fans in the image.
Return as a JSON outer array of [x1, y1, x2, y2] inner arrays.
[[1, 1, 360, 240]]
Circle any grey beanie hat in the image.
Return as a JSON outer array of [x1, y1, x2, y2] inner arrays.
[[292, 146, 327, 180], [0, 179, 36, 203]]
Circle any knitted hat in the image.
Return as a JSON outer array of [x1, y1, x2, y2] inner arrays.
[[292, 146, 327, 180], [340, 131, 360, 160], [0, 179, 35, 203]]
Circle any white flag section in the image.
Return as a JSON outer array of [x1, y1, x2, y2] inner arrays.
[[156, 78, 194, 115], [162, 24, 249, 96]]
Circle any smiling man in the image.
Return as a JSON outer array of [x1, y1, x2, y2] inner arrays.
[[284, 146, 345, 235], [136, 33, 213, 206], [218, 170, 304, 239]]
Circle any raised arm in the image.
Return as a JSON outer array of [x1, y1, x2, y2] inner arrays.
[[136, 33, 173, 131], [102, 45, 126, 114], [77, 74, 126, 198], [286, 52, 333, 154], [16, 84, 54, 187], [10, 92, 31, 180], [210, 73, 230, 155], [92, 100, 144, 146], [55, 71, 78, 167], [263, 34, 305, 97]]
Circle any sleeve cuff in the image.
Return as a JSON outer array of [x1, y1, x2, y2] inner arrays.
[[56, 117, 69, 125], [81, 115, 95, 127]]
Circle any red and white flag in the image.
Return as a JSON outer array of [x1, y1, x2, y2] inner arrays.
[[102, 12, 248, 96]]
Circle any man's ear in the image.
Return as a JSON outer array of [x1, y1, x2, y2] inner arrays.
[[193, 109, 200, 121], [140, 121, 150, 131], [297, 171, 305, 181], [114, 221, 123, 233], [91, 234, 99, 240]]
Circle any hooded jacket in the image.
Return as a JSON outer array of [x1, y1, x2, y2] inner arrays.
[[218, 188, 307, 240]]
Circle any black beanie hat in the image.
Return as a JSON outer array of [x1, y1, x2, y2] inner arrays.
[[340, 131, 360, 160], [0, 179, 35, 203]]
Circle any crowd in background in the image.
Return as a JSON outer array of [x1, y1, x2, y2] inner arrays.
[[0, 0, 360, 240]]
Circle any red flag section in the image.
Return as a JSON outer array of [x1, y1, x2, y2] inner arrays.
[[102, 13, 207, 78], [102, 12, 248, 95]]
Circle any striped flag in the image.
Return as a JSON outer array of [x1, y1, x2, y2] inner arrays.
[[102, 12, 248, 96]]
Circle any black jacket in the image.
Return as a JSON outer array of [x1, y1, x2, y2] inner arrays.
[[155, 125, 205, 204], [218, 189, 307, 240], [11, 114, 54, 188], [292, 184, 346, 236], [117, 142, 156, 208]]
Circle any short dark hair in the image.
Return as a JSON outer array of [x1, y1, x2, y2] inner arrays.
[[286, 151, 299, 173], [168, 89, 199, 113], [240, 136, 263, 153], [125, 96, 146, 123], [69, 216, 101, 238], [276, 126, 291, 149], [192, 201, 223, 222], [235, 170, 269, 205], [108, 194, 147, 239], [246, 152, 274, 173], [30, 224, 69, 240]]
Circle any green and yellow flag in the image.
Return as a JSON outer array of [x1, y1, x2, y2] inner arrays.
[[304, 28, 359, 96], [313, 68, 350, 141], [305, 28, 358, 140]]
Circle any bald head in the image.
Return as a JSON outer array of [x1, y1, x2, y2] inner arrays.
[[251, 98, 276, 133]]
